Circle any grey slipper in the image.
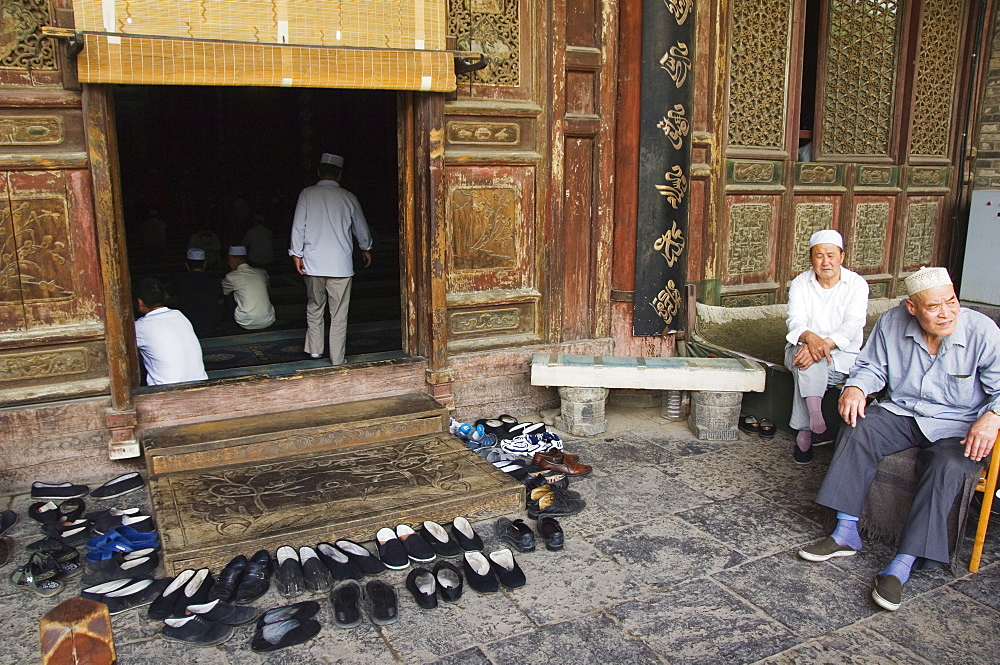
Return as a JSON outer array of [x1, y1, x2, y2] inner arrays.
[[797, 536, 857, 562], [872, 574, 902, 611]]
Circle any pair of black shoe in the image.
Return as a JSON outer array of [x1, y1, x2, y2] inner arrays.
[[330, 579, 398, 627], [82, 576, 171, 615], [251, 601, 322, 652], [375, 525, 436, 569], [462, 549, 525, 592], [162, 598, 260, 648], [275, 546, 332, 598], [210, 549, 272, 605], [147, 568, 216, 620], [496, 514, 565, 552], [405, 560, 464, 609]]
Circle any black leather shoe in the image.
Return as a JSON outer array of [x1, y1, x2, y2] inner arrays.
[[462, 552, 498, 593], [405, 567, 438, 609], [451, 517, 484, 552], [334, 539, 387, 576], [433, 560, 463, 603], [538, 516, 564, 551], [489, 549, 526, 589], [316, 542, 363, 581], [299, 546, 331, 593], [330, 581, 363, 628], [496, 517, 536, 553], [275, 546, 305, 598], [234, 549, 272, 605], [208, 554, 247, 603]]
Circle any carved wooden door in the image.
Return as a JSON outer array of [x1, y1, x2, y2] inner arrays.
[[714, 0, 974, 305]]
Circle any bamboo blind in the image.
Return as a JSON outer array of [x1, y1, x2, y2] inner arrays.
[[73, 0, 455, 92]]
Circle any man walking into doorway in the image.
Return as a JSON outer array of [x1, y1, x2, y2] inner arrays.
[[289, 153, 373, 365]]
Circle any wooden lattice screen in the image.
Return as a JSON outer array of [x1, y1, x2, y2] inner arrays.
[[73, 0, 455, 91]]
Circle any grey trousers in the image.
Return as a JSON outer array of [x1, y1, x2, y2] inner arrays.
[[815, 403, 977, 564], [784, 344, 848, 431], [304, 275, 352, 365]]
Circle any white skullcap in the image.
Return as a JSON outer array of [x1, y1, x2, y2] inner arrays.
[[904, 267, 952, 296], [186, 248, 206, 261], [228, 245, 248, 256], [320, 153, 344, 168], [809, 229, 843, 249]]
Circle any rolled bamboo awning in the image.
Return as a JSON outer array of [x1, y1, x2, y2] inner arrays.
[[72, 0, 455, 92]]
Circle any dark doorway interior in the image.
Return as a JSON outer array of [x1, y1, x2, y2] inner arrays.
[[113, 85, 403, 380]]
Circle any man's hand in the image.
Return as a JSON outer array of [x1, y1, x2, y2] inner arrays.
[[361, 250, 372, 268], [291, 255, 306, 275], [839, 386, 867, 427], [961, 411, 1000, 461], [792, 344, 816, 370], [799, 330, 834, 364]]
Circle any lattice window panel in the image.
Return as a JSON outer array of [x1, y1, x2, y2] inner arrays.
[[910, 0, 963, 157], [0, 0, 57, 71], [820, 0, 901, 157], [448, 0, 520, 87], [726, 0, 793, 149]]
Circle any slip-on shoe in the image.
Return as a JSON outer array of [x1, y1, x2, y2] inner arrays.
[[0, 509, 16, 536], [58, 498, 87, 522], [81, 577, 135, 602], [334, 539, 387, 576], [451, 517, 484, 552], [28, 501, 61, 524], [462, 551, 498, 593], [251, 617, 321, 652], [537, 516, 565, 551], [101, 577, 170, 615], [163, 615, 234, 647], [759, 418, 776, 439], [234, 549, 272, 604], [299, 546, 332, 593], [148, 569, 196, 620], [488, 549, 526, 589], [330, 580, 363, 628], [207, 554, 246, 603], [738, 414, 760, 436], [274, 546, 305, 598], [496, 517, 536, 553], [433, 560, 463, 603], [174, 568, 215, 617], [797, 537, 857, 562], [90, 472, 144, 500], [257, 600, 320, 627], [0, 537, 12, 567], [872, 574, 902, 611], [89, 507, 141, 534], [80, 553, 157, 586], [185, 598, 260, 625], [31, 481, 89, 501], [375, 527, 409, 570], [395, 524, 435, 563], [364, 579, 399, 625], [419, 520, 461, 557], [316, 542, 363, 581], [405, 567, 437, 609]]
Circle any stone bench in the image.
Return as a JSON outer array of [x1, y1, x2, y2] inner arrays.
[[530, 353, 765, 439]]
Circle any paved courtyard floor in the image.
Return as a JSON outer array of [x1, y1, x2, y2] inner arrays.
[[2, 405, 999, 664]]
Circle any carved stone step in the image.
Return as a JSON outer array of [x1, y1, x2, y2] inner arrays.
[[142, 393, 449, 475], [150, 432, 523, 574]]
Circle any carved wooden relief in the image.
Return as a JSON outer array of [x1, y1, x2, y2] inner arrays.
[[868, 281, 889, 298], [727, 0, 792, 149], [791, 203, 835, 273], [448, 0, 520, 87], [727, 203, 771, 276], [796, 163, 842, 186], [0, 340, 108, 407], [821, 0, 900, 157], [910, 0, 963, 157], [0, 171, 24, 332], [0, 115, 63, 145], [851, 202, 890, 270], [908, 166, 947, 188], [903, 200, 938, 267], [446, 121, 520, 146], [0, 0, 56, 70], [722, 292, 773, 307], [727, 160, 781, 186], [0, 346, 88, 382], [446, 166, 534, 294], [857, 166, 897, 188]]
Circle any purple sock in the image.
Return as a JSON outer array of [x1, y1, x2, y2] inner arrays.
[[796, 430, 812, 452], [806, 396, 826, 434]]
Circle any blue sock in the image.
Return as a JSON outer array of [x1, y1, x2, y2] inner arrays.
[[880, 554, 917, 585], [831, 512, 863, 551]]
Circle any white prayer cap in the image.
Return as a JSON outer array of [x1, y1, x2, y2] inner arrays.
[[809, 229, 843, 249], [904, 267, 952, 296], [186, 248, 206, 261], [228, 245, 248, 256], [320, 153, 344, 168]]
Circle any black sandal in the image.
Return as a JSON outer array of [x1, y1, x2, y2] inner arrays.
[[10, 552, 64, 597]]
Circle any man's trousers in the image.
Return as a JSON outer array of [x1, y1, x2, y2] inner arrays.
[[784, 344, 848, 432], [304, 275, 352, 365]]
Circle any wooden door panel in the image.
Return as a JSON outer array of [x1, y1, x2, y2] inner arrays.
[[900, 196, 943, 272], [722, 195, 780, 288], [0, 170, 26, 332], [788, 196, 843, 277], [845, 195, 896, 277], [7, 169, 104, 329]]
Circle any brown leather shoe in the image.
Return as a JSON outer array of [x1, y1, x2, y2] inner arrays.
[[531, 450, 592, 476]]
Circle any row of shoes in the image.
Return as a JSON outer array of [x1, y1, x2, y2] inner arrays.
[[451, 414, 565, 457], [738, 415, 776, 439], [30, 472, 145, 501]]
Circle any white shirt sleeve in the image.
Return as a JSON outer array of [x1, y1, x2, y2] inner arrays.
[[785, 274, 809, 345], [289, 192, 308, 258]]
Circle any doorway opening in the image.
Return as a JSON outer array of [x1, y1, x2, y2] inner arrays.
[[112, 85, 404, 381]]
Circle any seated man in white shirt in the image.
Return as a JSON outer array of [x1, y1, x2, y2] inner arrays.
[[134, 277, 208, 386], [784, 229, 869, 463], [222, 245, 276, 331]]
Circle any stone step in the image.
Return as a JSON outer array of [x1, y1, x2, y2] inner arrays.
[[150, 432, 524, 574], [141, 393, 449, 476]]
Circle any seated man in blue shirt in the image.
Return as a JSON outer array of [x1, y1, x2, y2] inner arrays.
[[798, 267, 1000, 611]]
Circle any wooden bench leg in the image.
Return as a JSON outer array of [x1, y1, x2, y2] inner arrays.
[[40, 597, 116, 665], [555, 387, 609, 436]]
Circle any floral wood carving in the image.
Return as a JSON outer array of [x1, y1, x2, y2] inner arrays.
[[910, 0, 962, 157], [792, 203, 835, 273], [0, 0, 57, 70], [727, 0, 792, 149], [903, 201, 937, 266], [727, 203, 771, 275], [0, 347, 88, 382], [450, 184, 518, 270], [852, 203, 890, 269], [448, 0, 519, 87]]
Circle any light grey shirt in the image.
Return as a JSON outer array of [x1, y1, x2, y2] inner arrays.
[[222, 264, 275, 330], [289, 180, 372, 277], [846, 303, 1000, 440]]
